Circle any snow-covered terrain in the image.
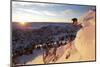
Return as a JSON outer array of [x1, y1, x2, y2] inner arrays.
[[12, 8, 96, 66], [29, 9, 96, 64], [75, 9, 96, 61]]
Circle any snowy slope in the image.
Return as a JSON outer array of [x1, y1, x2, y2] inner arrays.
[[12, 8, 96, 66], [75, 9, 96, 60]]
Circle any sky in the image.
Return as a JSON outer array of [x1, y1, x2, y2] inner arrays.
[[12, 1, 94, 22]]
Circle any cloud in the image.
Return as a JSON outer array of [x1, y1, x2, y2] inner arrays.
[[12, 1, 79, 22], [43, 11, 57, 16], [12, 1, 58, 16], [12, 12, 34, 22], [18, 8, 42, 15], [13, 7, 58, 17], [12, 1, 54, 9], [62, 9, 74, 15]]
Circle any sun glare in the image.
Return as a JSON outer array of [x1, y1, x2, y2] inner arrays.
[[19, 22, 26, 25]]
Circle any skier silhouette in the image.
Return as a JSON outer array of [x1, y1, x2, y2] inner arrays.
[[72, 18, 83, 28]]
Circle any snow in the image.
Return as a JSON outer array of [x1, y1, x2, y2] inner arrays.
[[12, 9, 96, 66], [26, 41, 81, 64], [74, 9, 96, 61], [15, 49, 44, 65]]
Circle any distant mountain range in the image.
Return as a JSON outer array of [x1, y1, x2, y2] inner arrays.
[[12, 22, 81, 52]]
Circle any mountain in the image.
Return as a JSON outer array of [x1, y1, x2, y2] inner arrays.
[[75, 9, 96, 60]]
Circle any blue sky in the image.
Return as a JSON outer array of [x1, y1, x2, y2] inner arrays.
[[12, 1, 94, 22]]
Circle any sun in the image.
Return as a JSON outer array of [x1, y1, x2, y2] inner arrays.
[[19, 22, 26, 25]]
